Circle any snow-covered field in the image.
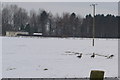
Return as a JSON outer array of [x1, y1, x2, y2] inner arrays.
[[2, 37, 118, 78]]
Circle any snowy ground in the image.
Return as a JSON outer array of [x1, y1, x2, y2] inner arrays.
[[2, 37, 118, 78]]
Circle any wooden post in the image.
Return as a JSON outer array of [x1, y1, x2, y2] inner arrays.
[[90, 4, 97, 47], [93, 4, 95, 47], [90, 70, 105, 80]]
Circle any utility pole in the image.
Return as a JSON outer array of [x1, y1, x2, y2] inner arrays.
[[90, 4, 97, 46]]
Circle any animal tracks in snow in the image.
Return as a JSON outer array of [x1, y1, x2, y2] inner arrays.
[[6, 67, 16, 71]]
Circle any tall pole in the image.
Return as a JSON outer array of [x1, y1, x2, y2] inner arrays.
[[90, 4, 97, 46]]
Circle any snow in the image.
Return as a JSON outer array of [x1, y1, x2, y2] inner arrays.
[[2, 37, 118, 78], [33, 33, 42, 35]]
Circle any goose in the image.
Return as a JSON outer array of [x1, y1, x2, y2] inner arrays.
[[91, 53, 95, 58], [77, 53, 82, 58], [107, 54, 114, 59]]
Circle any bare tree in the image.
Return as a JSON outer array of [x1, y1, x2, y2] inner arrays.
[[2, 5, 12, 35], [13, 7, 28, 31], [40, 10, 49, 36]]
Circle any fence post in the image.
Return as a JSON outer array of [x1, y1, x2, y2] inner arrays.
[[90, 70, 105, 80]]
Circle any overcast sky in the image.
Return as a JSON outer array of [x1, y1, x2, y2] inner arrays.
[[2, 2, 118, 17]]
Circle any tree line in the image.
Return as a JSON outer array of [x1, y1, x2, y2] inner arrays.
[[2, 4, 119, 38]]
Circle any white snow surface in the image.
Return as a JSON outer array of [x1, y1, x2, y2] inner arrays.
[[2, 37, 118, 78]]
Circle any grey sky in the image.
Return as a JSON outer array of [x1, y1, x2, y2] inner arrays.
[[3, 2, 118, 17]]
